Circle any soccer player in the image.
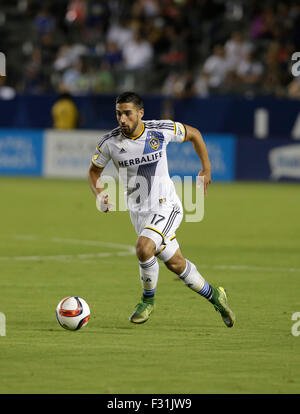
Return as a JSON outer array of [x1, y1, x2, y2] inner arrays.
[[88, 91, 235, 327]]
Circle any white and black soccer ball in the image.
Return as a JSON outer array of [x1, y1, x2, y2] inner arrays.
[[56, 296, 90, 331]]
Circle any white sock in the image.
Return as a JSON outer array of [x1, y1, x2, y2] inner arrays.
[[179, 259, 213, 300], [139, 256, 159, 299]]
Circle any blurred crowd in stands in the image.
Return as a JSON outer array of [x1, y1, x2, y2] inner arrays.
[[1, 0, 300, 99]]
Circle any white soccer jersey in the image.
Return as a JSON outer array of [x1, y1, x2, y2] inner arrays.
[[91, 119, 186, 212]]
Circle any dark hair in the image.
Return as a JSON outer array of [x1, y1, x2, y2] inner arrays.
[[116, 91, 144, 109]]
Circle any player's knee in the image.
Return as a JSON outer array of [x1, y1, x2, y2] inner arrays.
[[136, 236, 156, 262]]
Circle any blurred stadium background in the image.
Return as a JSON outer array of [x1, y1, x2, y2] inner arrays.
[[1, 0, 300, 396], [0, 0, 300, 181]]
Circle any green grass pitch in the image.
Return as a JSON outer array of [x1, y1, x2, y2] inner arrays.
[[0, 177, 299, 394]]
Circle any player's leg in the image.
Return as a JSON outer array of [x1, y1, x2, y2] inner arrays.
[[129, 235, 158, 324], [159, 245, 236, 327], [136, 236, 159, 301], [129, 202, 183, 324], [135, 206, 176, 305], [161, 247, 215, 300]]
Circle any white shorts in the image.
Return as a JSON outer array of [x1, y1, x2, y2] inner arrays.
[[130, 199, 183, 262]]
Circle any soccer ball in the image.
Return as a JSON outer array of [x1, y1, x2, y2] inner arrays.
[[56, 296, 90, 331]]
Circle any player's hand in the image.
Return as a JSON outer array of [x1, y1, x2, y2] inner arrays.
[[197, 169, 211, 196], [96, 193, 114, 213]]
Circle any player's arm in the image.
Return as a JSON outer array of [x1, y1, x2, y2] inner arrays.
[[88, 163, 112, 213], [183, 124, 211, 195], [88, 163, 104, 197]]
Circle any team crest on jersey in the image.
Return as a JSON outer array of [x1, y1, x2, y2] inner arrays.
[[144, 131, 164, 154], [149, 137, 159, 150]]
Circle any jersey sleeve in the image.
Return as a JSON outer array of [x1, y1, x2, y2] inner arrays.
[[91, 138, 111, 169], [168, 121, 186, 143]]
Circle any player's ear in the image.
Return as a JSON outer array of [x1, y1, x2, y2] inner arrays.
[[140, 108, 144, 119]]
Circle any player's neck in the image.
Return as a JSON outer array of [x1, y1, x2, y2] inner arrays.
[[127, 121, 144, 139]]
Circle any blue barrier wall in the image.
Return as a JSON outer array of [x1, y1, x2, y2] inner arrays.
[[172, 96, 300, 138], [0, 129, 237, 181], [235, 138, 300, 181], [0, 95, 162, 130], [0, 94, 299, 138], [168, 134, 236, 181], [0, 128, 299, 181], [0, 129, 43, 176]]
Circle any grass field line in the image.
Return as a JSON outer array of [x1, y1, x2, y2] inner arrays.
[[12, 234, 135, 252], [0, 252, 135, 261], [199, 264, 300, 273], [4, 234, 300, 272], [0, 234, 136, 261], [1, 253, 299, 273], [51, 237, 135, 252]]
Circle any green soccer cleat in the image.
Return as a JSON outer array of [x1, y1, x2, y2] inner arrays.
[[129, 297, 154, 324], [210, 287, 236, 327]]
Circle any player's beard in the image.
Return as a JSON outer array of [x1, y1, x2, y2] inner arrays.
[[121, 119, 139, 137]]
